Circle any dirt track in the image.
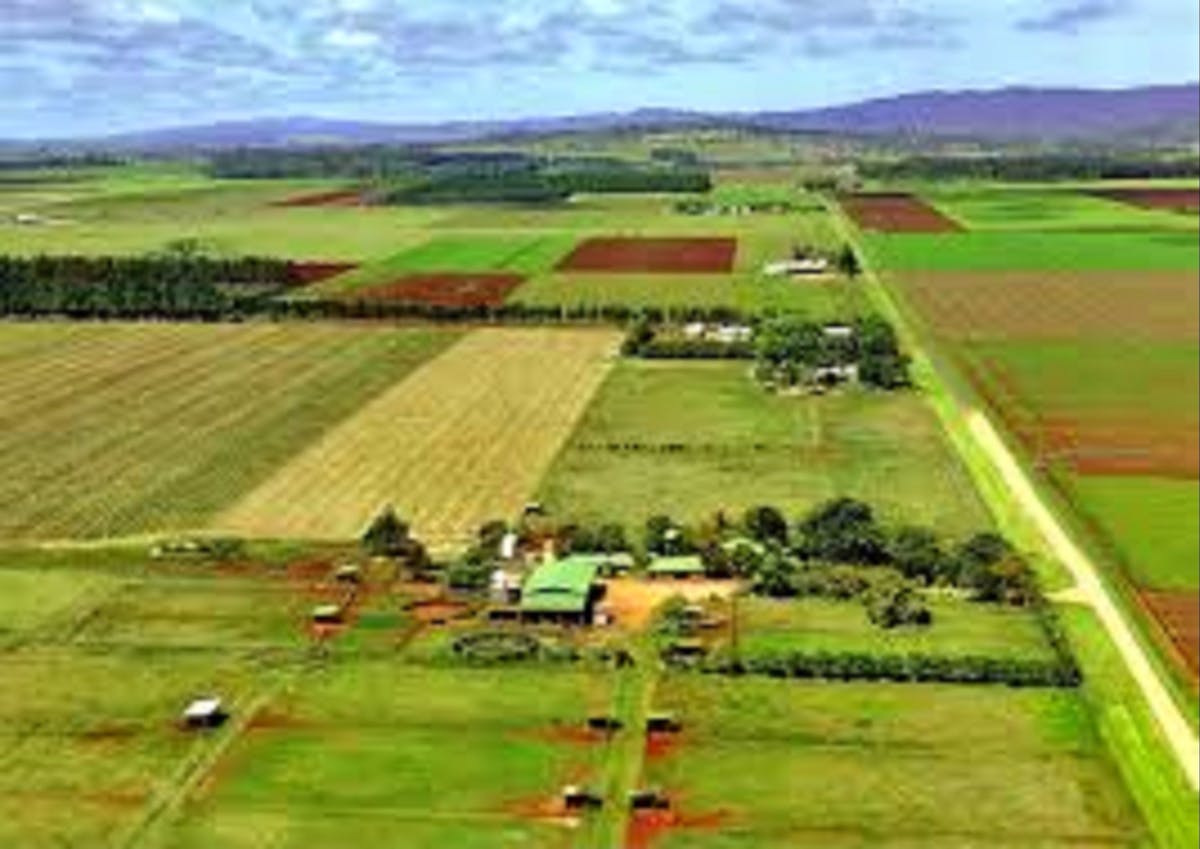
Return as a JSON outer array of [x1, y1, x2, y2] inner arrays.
[[968, 410, 1200, 790]]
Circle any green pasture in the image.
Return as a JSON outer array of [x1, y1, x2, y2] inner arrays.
[[159, 665, 611, 849], [1068, 475, 1199, 591], [0, 646, 278, 849], [509, 272, 862, 317], [538, 361, 991, 536], [0, 323, 459, 540], [866, 230, 1200, 272], [733, 596, 1056, 662], [962, 339, 1199, 424], [924, 188, 1197, 232], [644, 675, 1147, 848]]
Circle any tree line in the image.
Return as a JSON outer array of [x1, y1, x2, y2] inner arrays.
[[860, 153, 1200, 182], [0, 254, 293, 318]]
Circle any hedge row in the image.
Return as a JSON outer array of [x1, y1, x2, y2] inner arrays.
[[683, 647, 1081, 688]]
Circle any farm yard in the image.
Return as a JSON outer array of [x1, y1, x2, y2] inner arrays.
[[851, 182, 1200, 689]]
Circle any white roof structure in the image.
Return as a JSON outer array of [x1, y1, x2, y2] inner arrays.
[[499, 532, 519, 560], [823, 325, 854, 338], [763, 258, 831, 277], [183, 698, 222, 720]]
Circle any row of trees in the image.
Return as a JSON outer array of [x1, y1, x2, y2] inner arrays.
[[377, 166, 712, 204], [0, 254, 294, 318], [689, 646, 1081, 688], [860, 153, 1200, 182]]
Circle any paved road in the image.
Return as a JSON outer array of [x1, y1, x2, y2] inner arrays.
[[967, 410, 1200, 790]]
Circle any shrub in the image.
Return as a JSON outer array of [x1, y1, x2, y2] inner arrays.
[[863, 575, 933, 629]]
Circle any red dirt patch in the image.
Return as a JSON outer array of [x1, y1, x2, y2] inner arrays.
[[645, 731, 684, 762], [247, 708, 307, 731], [840, 192, 963, 233], [272, 189, 364, 208], [627, 807, 731, 849], [356, 273, 526, 307], [410, 599, 472, 624], [557, 237, 737, 273], [287, 261, 359, 286], [79, 724, 138, 742], [1089, 188, 1200, 214], [1141, 590, 1200, 678]]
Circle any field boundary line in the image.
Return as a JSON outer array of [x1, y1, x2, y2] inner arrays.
[[824, 196, 1200, 792]]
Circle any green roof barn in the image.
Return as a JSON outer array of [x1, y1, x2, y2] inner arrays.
[[520, 557, 601, 622]]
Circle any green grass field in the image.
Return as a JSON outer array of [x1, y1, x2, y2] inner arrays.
[[734, 596, 1057, 662], [643, 675, 1147, 847], [539, 361, 991, 536], [924, 188, 1198, 232], [0, 323, 458, 540], [866, 230, 1200, 271], [1068, 476, 1200, 591]]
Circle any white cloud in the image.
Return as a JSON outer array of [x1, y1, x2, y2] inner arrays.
[[325, 27, 381, 48]]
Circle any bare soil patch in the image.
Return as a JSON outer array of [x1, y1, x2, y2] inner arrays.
[[557, 237, 737, 273], [356, 273, 526, 308], [602, 578, 740, 631], [901, 271, 1199, 342], [271, 189, 364, 208], [841, 192, 963, 233], [1089, 188, 1200, 214], [627, 807, 730, 849], [1141, 590, 1200, 678]]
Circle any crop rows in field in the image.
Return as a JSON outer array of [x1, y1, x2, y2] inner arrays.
[[218, 328, 621, 547], [0, 324, 458, 540]]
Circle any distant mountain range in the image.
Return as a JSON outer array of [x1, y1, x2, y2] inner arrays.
[[11, 84, 1199, 151]]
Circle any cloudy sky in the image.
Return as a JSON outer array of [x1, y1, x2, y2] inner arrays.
[[2, 0, 1197, 137]]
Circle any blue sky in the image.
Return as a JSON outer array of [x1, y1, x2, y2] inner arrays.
[[2, 0, 1197, 137]]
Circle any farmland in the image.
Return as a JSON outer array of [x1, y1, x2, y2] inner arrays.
[[0, 323, 458, 540], [538, 360, 991, 535], [852, 182, 1200, 688], [642, 676, 1145, 848], [219, 328, 621, 547]]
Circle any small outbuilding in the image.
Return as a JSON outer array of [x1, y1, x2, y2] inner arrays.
[[334, 564, 362, 584], [562, 785, 604, 811], [181, 697, 227, 729], [629, 788, 671, 810], [646, 556, 706, 581], [311, 603, 344, 625], [763, 257, 830, 277]]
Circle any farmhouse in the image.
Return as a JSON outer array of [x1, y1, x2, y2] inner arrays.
[[683, 323, 754, 344], [763, 257, 830, 277], [519, 557, 602, 624]]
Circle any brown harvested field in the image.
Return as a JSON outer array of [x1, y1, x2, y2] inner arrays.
[[216, 328, 621, 548], [1089, 188, 1200, 214], [899, 271, 1200, 342], [356, 273, 526, 307], [271, 189, 364, 208], [287, 262, 359, 286], [1141, 590, 1200, 678], [557, 237, 737, 274], [840, 192, 964, 233]]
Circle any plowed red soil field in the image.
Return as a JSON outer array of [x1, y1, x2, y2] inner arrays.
[[557, 237, 737, 273], [272, 189, 364, 208], [840, 192, 963, 233], [1089, 188, 1200, 214], [356, 273, 526, 307], [287, 262, 359, 286], [899, 271, 1199, 342], [1141, 590, 1200, 677]]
